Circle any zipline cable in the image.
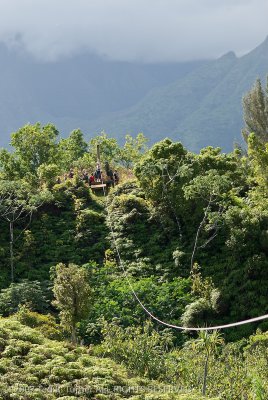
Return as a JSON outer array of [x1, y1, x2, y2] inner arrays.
[[102, 181, 268, 331]]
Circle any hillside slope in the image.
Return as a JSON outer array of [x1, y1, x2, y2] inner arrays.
[[87, 37, 268, 151], [1, 38, 267, 151], [0, 317, 213, 399], [0, 44, 203, 147]]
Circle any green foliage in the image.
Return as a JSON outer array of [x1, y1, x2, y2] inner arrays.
[[132, 138, 268, 338], [0, 179, 36, 214], [75, 209, 107, 259], [107, 182, 183, 278], [181, 264, 221, 328], [89, 131, 121, 165], [251, 375, 266, 400], [120, 133, 148, 168], [0, 125, 92, 186], [88, 131, 148, 169], [135, 138, 188, 203], [16, 305, 63, 340], [58, 129, 88, 170], [190, 263, 215, 300], [242, 77, 268, 143], [1, 122, 268, 399], [53, 263, 91, 343], [0, 280, 48, 316], [95, 321, 174, 380], [0, 177, 107, 287], [91, 320, 268, 399], [0, 128, 267, 343], [186, 331, 224, 396], [80, 271, 191, 344], [184, 169, 232, 204], [181, 298, 215, 329], [247, 133, 268, 189], [8, 123, 59, 180], [0, 317, 206, 399], [37, 163, 61, 188]]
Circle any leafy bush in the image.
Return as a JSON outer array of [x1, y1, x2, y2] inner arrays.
[[16, 305, 64, 340], [0, 280, 48, 316], [95, 321, 174, 380], [0, 317, 207, 399], [80, 275, 191, 345], [181, 298, 215, 327]]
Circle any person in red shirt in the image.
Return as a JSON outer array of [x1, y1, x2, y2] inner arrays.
[[89, 173, 95, 186]]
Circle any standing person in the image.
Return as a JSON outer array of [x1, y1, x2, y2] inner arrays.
[[113, 170, 119, 185], [82, 170, 89, 183], [108, 169, 114, 181], [68, 169, 74, 179], [108, 170, 114, 187], [95, 163, 101, 182], [104, 161, 110, 176], [89, 173, 95, 186]]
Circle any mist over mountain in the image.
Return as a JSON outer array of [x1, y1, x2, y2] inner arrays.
[[0, 37, 268, 151], [87, 37, 268, 151], [0, 44, 204, 147]]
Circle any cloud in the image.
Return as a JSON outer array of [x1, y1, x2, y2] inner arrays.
[[0, 0, 267, 62]]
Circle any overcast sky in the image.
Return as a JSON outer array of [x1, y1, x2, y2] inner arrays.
[[0, 0, 267, 63]]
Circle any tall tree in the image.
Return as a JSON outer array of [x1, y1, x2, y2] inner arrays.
[[53, 263, 91, 344], [184, 170, 231, 270], [0, 123, 58, 180], [242, 77, 268, 143], [247, 133, 268, 190], [120, 133, 148, 168], [0, 181, 36, 282], [88, 131, 120, 165], [0, 181, 50, 282], [59, 129, 88, 170], [188, 330, 224, 396]]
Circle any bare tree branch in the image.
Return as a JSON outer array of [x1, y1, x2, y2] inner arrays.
[[190, 195, 213, 271], [0, 186, 45, 282], [161, 164, 183, 238]]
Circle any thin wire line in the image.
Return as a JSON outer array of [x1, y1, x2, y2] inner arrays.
[[103, 181, 268, 331]]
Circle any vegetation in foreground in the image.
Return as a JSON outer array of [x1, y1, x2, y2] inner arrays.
[[0, 315, 219, 400], [0, 77, 267, 398]]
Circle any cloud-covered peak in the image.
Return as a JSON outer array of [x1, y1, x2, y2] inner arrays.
[[0, 0, 267, 62]]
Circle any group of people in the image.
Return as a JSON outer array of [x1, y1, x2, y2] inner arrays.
[[57, 163, 119, 188], [82, 163, 119, 187], [58, 169, 75, 183]]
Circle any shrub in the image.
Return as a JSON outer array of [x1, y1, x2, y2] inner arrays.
[[181, 298, 215, 328], [95, 320, 174, 380], [15, 305, 64, 340], [0, 280, 48, 316]]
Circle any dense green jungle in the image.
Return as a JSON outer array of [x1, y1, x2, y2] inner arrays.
[[0, 78, 268, 399]]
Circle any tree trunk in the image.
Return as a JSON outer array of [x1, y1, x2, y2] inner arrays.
[[10, 221, 14, 283], [71, 324, 77, 345], [191, 197, 212, 271], [202, 354, 209, 396]]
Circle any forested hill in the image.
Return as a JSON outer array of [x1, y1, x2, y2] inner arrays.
[[1, 93, 268, 396], [88, 36, 268, 151], [0, 43, 203, 147], [1, 37, 268, 151]]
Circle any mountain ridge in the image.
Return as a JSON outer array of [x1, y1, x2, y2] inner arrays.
[[0, 45, 204, 147], [0, 37, 268, 150], [86, 37, 268, 151]]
